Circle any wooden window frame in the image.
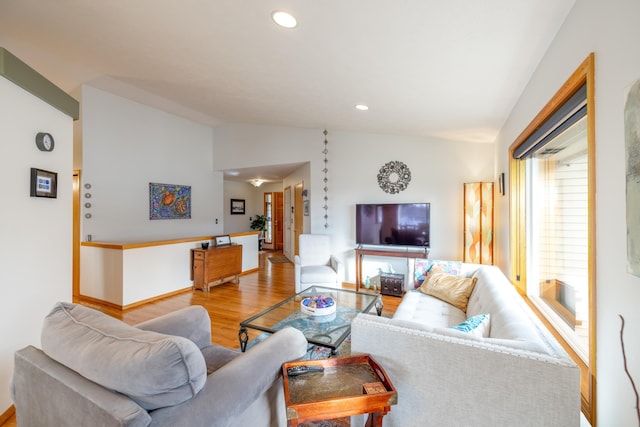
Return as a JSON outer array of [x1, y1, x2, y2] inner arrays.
[[264, 192, 273, 244], [508, 53, 596, 425]]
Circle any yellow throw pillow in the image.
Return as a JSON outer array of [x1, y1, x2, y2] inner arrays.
[[418, 267, 478, 312]]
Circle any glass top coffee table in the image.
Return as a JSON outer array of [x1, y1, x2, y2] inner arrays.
[[239, 286, 381, 354]]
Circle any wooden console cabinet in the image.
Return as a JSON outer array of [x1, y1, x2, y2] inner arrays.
[[191, 244, 242, 291]]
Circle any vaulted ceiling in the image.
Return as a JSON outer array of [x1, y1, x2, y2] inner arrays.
[[0, 0, 574, 144]]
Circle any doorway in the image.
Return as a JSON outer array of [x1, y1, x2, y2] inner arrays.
[[72, 170, 80, 299], [273, 192, 284, 251], [293, 182, 304, 256], [284, 186, 292, 259], [264, 191, 284, 251]]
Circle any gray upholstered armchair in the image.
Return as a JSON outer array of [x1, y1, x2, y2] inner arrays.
[[11, 302, 307, 427], [294, 234, 344, 293]]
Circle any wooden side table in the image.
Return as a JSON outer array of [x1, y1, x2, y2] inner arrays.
[[190, 244, 242, 291], [282, 355, 397, 427]]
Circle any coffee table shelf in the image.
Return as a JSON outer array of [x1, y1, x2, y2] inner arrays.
[[238, 286, 380, 353]]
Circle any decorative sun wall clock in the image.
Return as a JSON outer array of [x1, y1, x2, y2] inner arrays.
[[377, 160, 411, 194]]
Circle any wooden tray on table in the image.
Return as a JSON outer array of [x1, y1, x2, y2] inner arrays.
[[282, 354, 397, 426]]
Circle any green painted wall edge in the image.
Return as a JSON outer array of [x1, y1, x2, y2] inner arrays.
[[0, 47, 79, 120]]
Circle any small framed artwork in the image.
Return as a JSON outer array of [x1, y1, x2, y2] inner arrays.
[[303, 200, 310, 216], [215, 235, 232, 246], [30, 168, 57, 198], [230, 198, 245, 215]]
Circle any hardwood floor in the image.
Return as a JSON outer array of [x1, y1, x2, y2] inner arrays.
[[2, 251, 402, 426], [81, 251, 400, 347]]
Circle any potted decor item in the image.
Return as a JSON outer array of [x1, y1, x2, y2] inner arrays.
[[250, 215, 268, 234], [250, 214, 268, 250]]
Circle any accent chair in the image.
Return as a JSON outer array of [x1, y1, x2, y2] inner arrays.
[[294, 234, 343, 293]]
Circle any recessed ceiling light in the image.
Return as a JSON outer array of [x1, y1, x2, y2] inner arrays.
[[272, 11, 297, 29], [355, 104, 369, 111]]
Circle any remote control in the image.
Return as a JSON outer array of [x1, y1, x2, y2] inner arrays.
[[286, 365, 325, 376]]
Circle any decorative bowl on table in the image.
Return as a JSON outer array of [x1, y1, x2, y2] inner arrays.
[[301, 295, 336, 316]]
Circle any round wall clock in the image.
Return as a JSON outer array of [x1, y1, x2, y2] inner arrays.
[[35, 132, 55, 152], [377, 160, 411, 194]]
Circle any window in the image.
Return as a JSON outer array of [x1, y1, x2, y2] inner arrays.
[[264, 193, 273, 244], [527, 115, 589, 360], [509, 53, 596, 424]]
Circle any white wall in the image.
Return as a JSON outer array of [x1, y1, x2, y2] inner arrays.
[[257, 181, 286, 197], [214, 123, 495, 282], [283, 162, 311, 255], [0, 76, 74, 412], [495, 0, 640, 424], [219, 179, 284, 236], [327, 130, 494, 280], [80, 240, 203, 306], [80, 85, 223, 242], [223, 180, 260, 233], [283, 162, 310, 229], [230, 233, 260, 271], [213, 123, 315, 170], [214, 123, 316, 253]]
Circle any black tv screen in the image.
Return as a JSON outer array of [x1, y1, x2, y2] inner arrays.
[[356, 203, 430, 248]]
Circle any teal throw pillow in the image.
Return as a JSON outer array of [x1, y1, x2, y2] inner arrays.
[[450, 313, 491, 338]]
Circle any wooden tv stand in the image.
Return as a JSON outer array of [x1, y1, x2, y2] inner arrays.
[[355, 247, 428, 292]]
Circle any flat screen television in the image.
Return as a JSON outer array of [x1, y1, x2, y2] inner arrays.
[[355, 203, 430, 248]]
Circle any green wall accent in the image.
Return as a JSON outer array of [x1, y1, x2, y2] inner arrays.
[[0, 47, 79, 120]]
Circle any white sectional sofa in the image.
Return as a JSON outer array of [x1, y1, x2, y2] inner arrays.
[[351, 261, 580, 427]]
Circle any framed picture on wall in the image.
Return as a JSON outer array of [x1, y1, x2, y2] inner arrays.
[[30, 168, 57, 198], [148, 182, 191, 220], [230, 199, 245, 215]]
